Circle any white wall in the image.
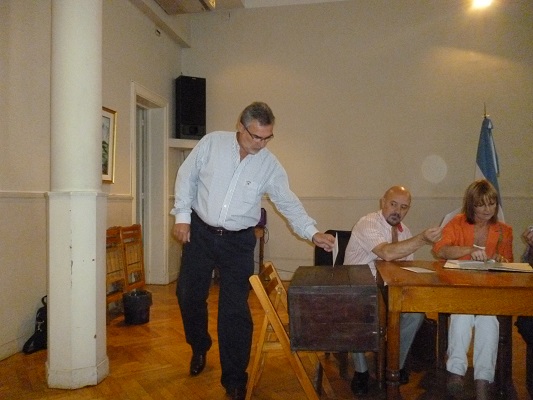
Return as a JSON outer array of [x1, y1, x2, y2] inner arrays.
[[1, 0, 532, 361], [181, 0, 533, 278], [0, 0, 182, 360], [0, 0, 53, 362]]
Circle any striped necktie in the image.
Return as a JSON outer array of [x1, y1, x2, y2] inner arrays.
[[391, 225, 398, 243]]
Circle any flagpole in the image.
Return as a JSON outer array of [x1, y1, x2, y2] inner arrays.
[[475, 110, 504, 221]]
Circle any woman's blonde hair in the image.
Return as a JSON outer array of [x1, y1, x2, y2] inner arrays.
[[462, 179, 499, 224]]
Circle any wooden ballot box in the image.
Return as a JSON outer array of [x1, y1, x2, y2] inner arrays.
[[288, 265, 379, 352]]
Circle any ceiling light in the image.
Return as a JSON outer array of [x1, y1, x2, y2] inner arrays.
[[472, 0, 492, 8]]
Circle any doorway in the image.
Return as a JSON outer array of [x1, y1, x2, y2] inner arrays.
[[132, 82, 171, 284]]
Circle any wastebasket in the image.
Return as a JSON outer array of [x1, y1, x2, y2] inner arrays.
[[123, 289, 152, 325]]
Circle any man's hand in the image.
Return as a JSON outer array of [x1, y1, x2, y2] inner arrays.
[[422, 227, 443, 244], [172, 223, 191, 243], [312, 232, 336, 252]]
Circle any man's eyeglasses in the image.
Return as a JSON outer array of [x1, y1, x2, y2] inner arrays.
[[243, 125, 274, 143]]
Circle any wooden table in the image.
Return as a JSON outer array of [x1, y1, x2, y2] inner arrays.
[[376, 260, 533, 400]]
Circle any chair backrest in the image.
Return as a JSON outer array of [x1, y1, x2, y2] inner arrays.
[[120, 224, 145, 291], [440, 208, 461, 227], [253, 261, 288, 317], [314, 229, 351, 266], [106, 226, 127, 304]]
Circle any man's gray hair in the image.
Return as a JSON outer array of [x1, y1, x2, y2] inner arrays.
[[239, 102, 275, 127]]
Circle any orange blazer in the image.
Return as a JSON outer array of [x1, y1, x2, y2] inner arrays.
[[433, 214, 514, 261]]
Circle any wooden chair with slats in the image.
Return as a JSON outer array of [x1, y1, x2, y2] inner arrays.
[[106, 226, 127, 307], [247, 261, 334, 400], [120, 224, 146, 292]]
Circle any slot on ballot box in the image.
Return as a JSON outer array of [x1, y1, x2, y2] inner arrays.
[[288, 265, 379, 352]]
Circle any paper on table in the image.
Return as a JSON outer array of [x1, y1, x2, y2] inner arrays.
[[401, 266, 435, 273], [444, 260, 533, 273], [332, 233, 339, 267]]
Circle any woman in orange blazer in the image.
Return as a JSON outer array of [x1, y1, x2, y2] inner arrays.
[[433, 179, 513, 400]]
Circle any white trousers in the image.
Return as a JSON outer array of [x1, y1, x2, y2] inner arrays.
[[446, 314, 499, 382], [353, 312, 424, 373]]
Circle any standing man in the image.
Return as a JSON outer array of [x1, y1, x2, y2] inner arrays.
[[171, 102, 335, 400], [344, 185, 442, 395]]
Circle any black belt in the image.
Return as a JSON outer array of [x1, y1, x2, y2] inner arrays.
[[192, 211, 252, 236]]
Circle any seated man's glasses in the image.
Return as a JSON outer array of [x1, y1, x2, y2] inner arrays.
[[243, 125, 274, 143]]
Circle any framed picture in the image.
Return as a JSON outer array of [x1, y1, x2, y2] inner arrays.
[[102, 107, 117, 183]]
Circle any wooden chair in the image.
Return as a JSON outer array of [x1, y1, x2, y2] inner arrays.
[[120, 224, 145, 292], [106, 226, 127, 306], [247, 261, 334, 400]]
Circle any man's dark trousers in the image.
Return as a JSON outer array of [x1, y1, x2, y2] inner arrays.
[[177, 215, 256, 391]]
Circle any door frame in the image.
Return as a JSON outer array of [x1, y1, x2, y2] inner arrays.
[[130, 81, 171, 284]]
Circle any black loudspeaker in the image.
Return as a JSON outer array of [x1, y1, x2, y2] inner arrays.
[[176, 75, 206, 140]]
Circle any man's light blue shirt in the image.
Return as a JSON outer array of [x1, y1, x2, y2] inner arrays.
[[171, 131, 318, 241]]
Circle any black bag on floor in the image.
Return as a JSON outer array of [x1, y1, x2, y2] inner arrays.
[[23, 296, 47, 354]]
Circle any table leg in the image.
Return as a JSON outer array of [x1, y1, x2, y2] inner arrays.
[[386, 307, 401, 399], [377, 285, 387, 390], [495, 316, 512, 395]]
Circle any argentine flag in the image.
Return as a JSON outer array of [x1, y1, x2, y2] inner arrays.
[[441, 116, 504, 227], [475, 117, 504, 221]]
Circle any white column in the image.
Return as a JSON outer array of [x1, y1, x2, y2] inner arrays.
[[48, 0, 108, 389]]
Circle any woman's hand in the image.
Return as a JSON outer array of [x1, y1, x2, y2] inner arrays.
[[470, 247, 488, 261], [493, 254, 509, 263]]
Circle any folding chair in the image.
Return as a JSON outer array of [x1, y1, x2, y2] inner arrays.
[[247, 261, 334, 400], [120, 224, 146, 292]]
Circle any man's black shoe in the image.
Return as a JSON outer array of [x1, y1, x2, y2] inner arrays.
[[351, 370, 369, 395], [189, 352, 206, 376], [226, 386, 246, 400], [399, 368, 409, 385]]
